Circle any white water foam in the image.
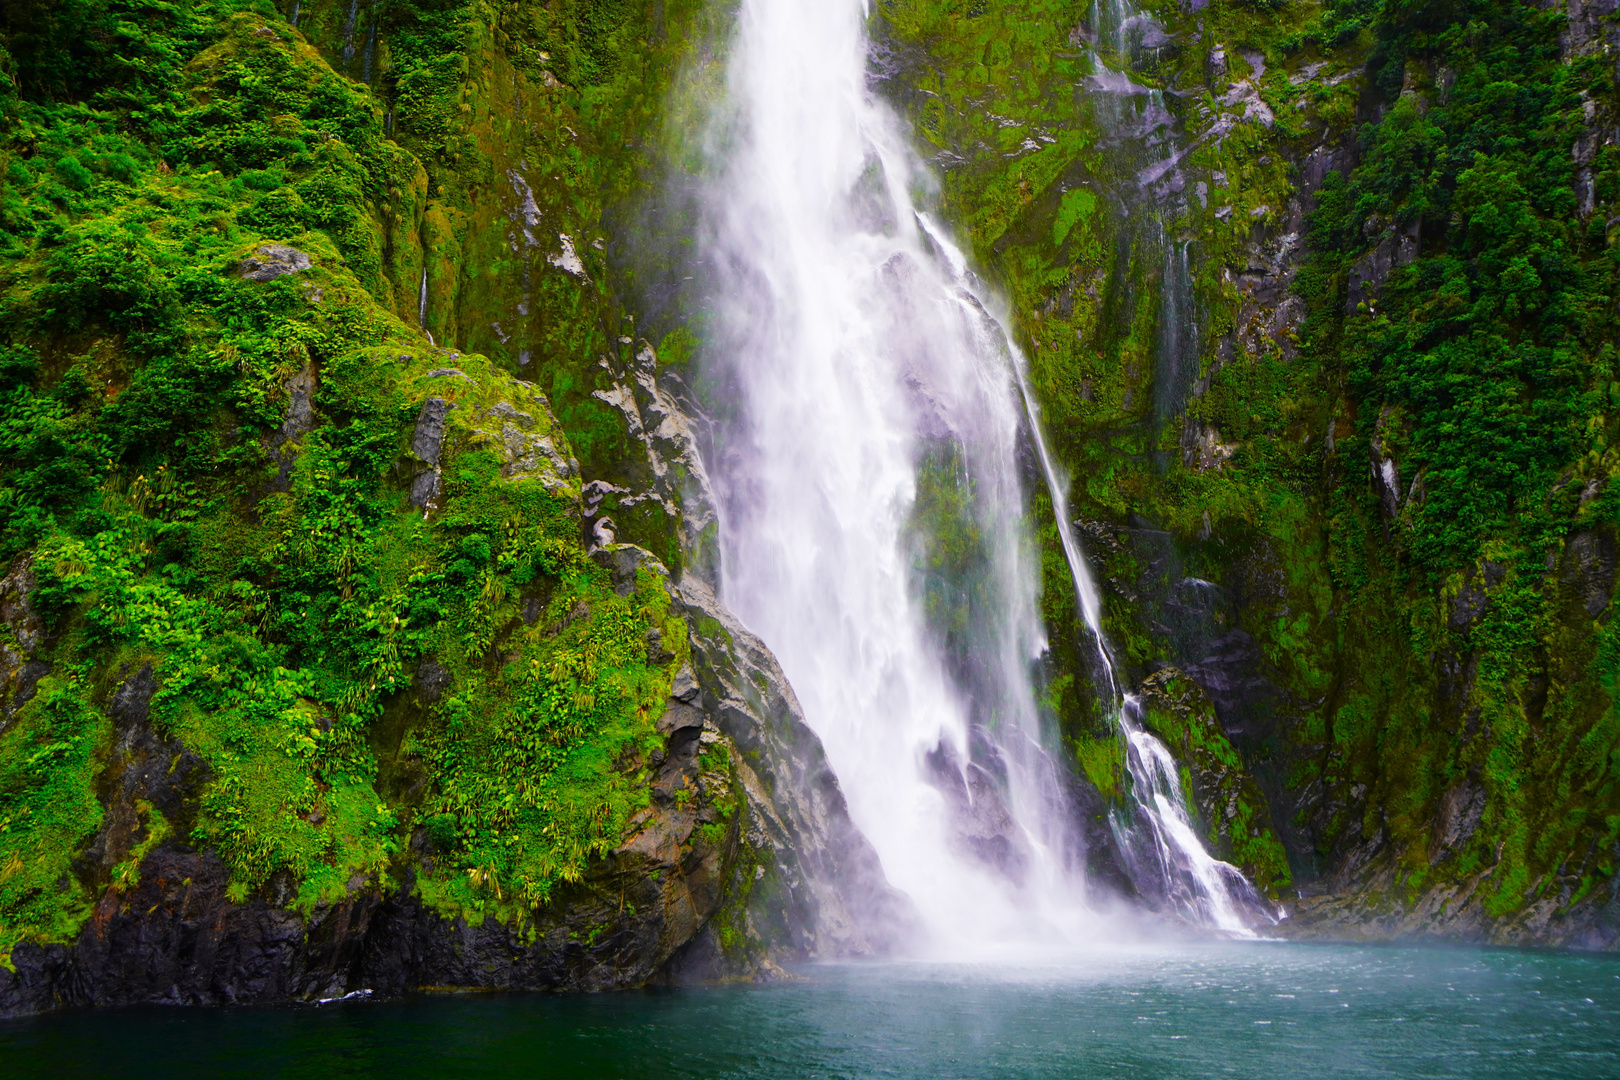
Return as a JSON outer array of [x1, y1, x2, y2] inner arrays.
[[695, 0, 1263, 950]]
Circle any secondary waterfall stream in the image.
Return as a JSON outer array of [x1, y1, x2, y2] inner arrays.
[[696, 0, 1264, 948]]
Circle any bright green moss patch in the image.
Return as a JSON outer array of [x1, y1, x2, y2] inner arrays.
[[0, 675, 109, 958], [1074, 734, 1125, 804]]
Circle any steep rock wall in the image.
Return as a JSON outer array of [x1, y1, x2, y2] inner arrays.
[[868, 0, 1620, 947]]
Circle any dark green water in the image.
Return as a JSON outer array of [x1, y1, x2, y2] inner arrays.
[[4, 943, 1619, 1078]]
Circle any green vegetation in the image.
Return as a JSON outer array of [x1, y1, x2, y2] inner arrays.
[[876, 0, 1620, 922], [1293, 0, 1620, 914], [0, 0, 1614, 969], [0, 0, 694, 965], [1140, 670, 1291, 896]]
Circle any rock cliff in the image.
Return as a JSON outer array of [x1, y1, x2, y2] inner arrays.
[[869, 0, 1620, 947], [0, 1, 900, 1016], [2, 0, 1619, 1020]]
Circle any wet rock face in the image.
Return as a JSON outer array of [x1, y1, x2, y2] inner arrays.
[[411, 397, 455, 465], [1562, 529, 1617, 618], [1344, 218, 1420, 314], [586, 342, 722, 581], [669, 574, 914, 962], [922, 736, 1032, 883], [1136, 668, 1285, 889], [0, 556, 46, 730]]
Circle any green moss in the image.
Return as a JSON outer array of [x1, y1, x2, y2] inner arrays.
[[1074, 734, 1125, 803], [0, 677, 109, 959], [1140, 670, 1292, 896], [0, 0, 695, 952], [871, 0, 1619, 919]]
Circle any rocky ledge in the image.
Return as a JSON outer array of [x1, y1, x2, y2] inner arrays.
[[0, 548, 905, 1017]]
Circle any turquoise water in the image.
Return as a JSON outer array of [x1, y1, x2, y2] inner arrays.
[[4, 943, 1619, 1078]]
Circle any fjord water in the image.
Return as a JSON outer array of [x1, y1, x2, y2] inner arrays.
[[7, 945, 1619, 1077], [701, 0, 1256, 942]]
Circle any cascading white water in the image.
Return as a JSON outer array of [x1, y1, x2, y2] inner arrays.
[[698, 0, 1264, 947], [1064, 0, 1273, 935], [941, 220, 1265, 939]]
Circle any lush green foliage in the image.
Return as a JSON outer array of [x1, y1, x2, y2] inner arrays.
[[1293, 0, 1620, 913], [0, 0, 686, 965], [877, 0, 1620, 922]]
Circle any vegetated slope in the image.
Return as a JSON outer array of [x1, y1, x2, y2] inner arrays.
[[872, 0, 1620, 944], [0, 0, 668, 964], [0, 1, 895, 1008]]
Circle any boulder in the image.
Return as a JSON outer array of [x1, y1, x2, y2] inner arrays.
[[239, 244, 312, 282]]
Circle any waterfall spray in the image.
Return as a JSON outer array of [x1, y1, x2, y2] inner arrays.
[[697, 0, 1266, 948]]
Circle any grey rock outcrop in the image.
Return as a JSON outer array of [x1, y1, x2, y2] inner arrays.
[[239, 244, 312, 282], [589, 342, 723, 582], [0, 556, 46, 730], [411, 397, 455, 465], [666, 573, 914, 966]]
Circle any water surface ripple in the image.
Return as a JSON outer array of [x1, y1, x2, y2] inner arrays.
[[5, 943, 1619, 1078]]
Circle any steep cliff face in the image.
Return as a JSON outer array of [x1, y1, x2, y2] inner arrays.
[[2, 0, 1618, 1015], [870, 0, 1620, 946], [0, 0, 897, 1016]]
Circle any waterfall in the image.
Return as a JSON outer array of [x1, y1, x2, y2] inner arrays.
[[696, 0, 1264, 948], [919, 218, 1265, 938]]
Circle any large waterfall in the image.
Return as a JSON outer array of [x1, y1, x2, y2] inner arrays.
[[696, 0, 1261, 949]]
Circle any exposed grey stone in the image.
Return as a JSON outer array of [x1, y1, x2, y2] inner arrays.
[[240, 244, 312, 282], [1430, 780, 1487, 864], [589, 342, 723, 583], [1, 556, 46, 728], [108, 663, 157, 729], [672, 573, 914, 959], [1346, 219, 1420, 313], [670, 663, 699, 703], [408, 466, 441, 510], [412, 397, 455, 465], [1450, 573, 1489, 629], [1562, 529, 1617, 617], [488, 401, 535, 429], [657, 699, 704, 736], [646, 625, 675, 666], [414, 658, 451, 704], [266, 364, 317, 492]]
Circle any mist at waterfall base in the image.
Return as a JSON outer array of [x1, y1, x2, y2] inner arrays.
[[8, 945, 1619, 1078], [690, 0, 1262, 949]]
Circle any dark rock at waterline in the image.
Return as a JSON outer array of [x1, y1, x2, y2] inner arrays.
[[1279, 867, 1620, 952], [672, 572, 916, 959], [0, 700, 736, 1013]]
